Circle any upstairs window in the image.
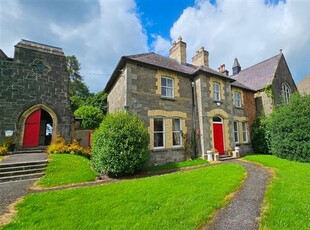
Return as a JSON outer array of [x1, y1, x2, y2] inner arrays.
[[154, 118, 164, 148], [233, 121, 239, 143], [242, 122, 248, 143], [234, 92, 242, 108], [213, 82, 221, 101], [172, 118, 182, 147], [161, 77, 174, 98], [281, 83, 291, 104]]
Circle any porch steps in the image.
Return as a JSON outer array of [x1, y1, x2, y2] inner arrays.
[[219, 154, 235, 161], [8, 148, 46, 155], [0, 160, 47, 183]]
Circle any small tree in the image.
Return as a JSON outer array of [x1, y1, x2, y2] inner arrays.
[[266, 94, 310, 162], [91, 112, 149, 177], [74, 105, 104, 129], [251, 117, 270, 154]]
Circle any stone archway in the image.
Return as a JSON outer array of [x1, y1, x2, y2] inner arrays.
[[18, 104, 58, 148]]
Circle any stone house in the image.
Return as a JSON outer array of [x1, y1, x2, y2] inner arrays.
[[234, 52, 298, 116], [0, 40, 72, 149], [105, 37, 256, 165]]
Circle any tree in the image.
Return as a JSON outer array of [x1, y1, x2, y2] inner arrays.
[[266, 94, 310, 162], [66, 55, 91, 111], [251, 117, 270, 154], [86, 90, 108, 114], [91, 112, 149, 177], [73, 105, 104, 129]]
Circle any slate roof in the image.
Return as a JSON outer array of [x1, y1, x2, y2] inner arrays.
[[105, 52, 238, 93], [234, 53, 282, 91]]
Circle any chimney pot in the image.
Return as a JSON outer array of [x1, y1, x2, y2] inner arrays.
[[169, 35, 187, 64]]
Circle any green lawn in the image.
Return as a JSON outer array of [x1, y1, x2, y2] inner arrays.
[[2, 164, 245, 230], [244, 155, 310, 230], [146, 158, 208, 171], [37, 154, 97, 187]]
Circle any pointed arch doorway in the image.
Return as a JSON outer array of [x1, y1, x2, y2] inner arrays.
[[212, 116, 225, 155], [20, 105, 57, 148]]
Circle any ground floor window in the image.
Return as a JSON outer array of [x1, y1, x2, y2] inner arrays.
[[154, 118, 164, 148], [172, 118, 182, 147], [233, 121, 239, 143], [242, 122, 248, 143]]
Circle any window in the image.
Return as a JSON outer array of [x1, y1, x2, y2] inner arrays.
[[172, 118, 182, 146], [234, 92, 242, 107], [213, 82, 221, 101], [281, 83, 291, 104], [242, 122, 248, 143], [233, 121, 239, 143], [161, 77, 174, 98], [154, 118, 164, 148]]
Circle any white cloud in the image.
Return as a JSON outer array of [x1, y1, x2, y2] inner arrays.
[[150, 34, 172, 56], [164, 0, 310, 83]]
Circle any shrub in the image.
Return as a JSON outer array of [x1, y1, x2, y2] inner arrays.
[[0, 146, 7, 155], [266, 94, 310, 162], [251, 117, 270, 154], [74, 105, 104, 129], [91, 112, 149, 177], [46, 134, 91, 159]]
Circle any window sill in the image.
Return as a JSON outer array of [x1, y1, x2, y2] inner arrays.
[[160, 96, 176, 101], [235, 106, 243, 110]]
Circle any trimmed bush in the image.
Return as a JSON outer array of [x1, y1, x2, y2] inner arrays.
[[266, 94, 310, 162], [251, 117, 270, 154], [74, 105, 104, 129], [91, 112, 149, 177]]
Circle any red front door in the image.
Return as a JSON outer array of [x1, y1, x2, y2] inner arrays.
[[23, 109, 41, 147], [213, 123, 224, 155]]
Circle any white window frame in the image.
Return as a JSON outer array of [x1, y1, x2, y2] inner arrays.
[[234, 92, 242, 108], [233, 121, 239, 144], [172, 118, 182, 147], [242, 122, 248, 143], [281, 83, 291, 104], [154, 117, 165, 149], [213, 82, 221, 101], [161, 77, 174, 98]]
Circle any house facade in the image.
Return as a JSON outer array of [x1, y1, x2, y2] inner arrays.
[[105, 37, 256, 165], [0, 40, 72, 149]]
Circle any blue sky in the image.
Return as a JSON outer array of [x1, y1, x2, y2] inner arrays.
[[1, 0, 309, 92]]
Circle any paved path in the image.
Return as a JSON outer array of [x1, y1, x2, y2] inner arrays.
[[204, 159, 271, 230], [0, 153, 48, 216]]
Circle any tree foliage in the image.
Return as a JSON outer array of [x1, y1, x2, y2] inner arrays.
[[91, 112, 149, 177], [86, 91, 108, 114], [74, 105, 104, 129], [251, 117, 270, 154], [266, 94, 310, 162]]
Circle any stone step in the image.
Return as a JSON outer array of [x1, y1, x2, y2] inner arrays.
[[0, 168, 45, 178], [0, 163, 47, 173], [8, 149, 46, 155], [0, 160, 48, 169], [219, 156, 235, 161], [0, 172, 45, 183]]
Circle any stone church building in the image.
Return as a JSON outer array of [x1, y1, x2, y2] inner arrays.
[[0, 40, 72, 149]]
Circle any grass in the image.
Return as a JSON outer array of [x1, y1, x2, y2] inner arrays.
[[244, 155, 310, 230], [37, 154, 97, 187], [146, 158, 208, 171], [2, 164, 245, 230]]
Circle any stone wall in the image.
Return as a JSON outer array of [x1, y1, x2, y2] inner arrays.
[[0, 40, 72, 147]]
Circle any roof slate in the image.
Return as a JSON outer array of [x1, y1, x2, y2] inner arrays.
[[234, 53, 282, 91]]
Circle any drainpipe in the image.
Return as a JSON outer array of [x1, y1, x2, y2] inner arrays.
[[191, 81, 197, 158]]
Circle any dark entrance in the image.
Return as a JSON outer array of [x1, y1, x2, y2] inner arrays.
[[23, 109, 53, 147]]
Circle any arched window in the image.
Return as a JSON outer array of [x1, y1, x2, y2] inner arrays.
[[281, 83, 291, 104]]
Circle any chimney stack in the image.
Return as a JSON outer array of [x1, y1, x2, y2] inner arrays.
[[169, 36, 187, 64], [218, 64, 229, 76], [232, 58, 241, 76], [192, 46, 209, 67]]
